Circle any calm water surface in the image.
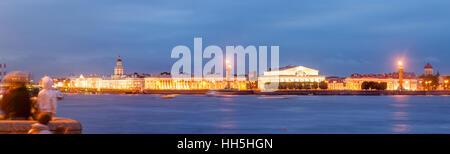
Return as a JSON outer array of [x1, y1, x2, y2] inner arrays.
[[57, 95, 450, 134]]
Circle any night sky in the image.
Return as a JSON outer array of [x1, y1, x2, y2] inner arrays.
[[0, 0, 449, 79]]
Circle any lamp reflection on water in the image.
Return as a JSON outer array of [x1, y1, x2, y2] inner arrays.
[[217, 108, 237, 133], [391, 95, 411, 133]]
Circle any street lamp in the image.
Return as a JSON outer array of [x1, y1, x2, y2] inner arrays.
[[225, 59, 232, 89], [425, 81, 431, 90], [445, 80, 449, 90]]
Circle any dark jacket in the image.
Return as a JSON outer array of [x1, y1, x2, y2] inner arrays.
[[0, 86, 32, 120]]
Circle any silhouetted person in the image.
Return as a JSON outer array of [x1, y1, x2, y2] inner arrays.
[[28, 112, 52, 134], [55, 125, 68, 134], [37, 76, 57, 119], [0, 71, 32, 120]]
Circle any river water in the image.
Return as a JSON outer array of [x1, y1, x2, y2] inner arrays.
[[57, 94, 450, 134]]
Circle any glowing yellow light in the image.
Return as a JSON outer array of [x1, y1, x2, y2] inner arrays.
[[226, 60, 230, 64], [398, 61, 403, 66]]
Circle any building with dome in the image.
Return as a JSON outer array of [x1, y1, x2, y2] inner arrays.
[[113, 56, 125, 79], [421, 63, 450, 90], [344, 72, 420, 90], [329, 63, 445, 91], [58, 58, 447, 92], [69, 56, 145, 91], [65, 56, 248, 91], [424, 63, 434, 76]]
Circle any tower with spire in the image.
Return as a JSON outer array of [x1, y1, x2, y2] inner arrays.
[[113, 56, 124, 79]]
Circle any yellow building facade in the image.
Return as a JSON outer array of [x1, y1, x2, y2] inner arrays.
[[72, 75, 145, 90], [144, 76, 248, 90], [345, 77, 420, 90], [258, 65, 326, 90]]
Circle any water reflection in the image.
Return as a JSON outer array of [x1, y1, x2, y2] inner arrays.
[[392, 112, 408, 121], [392, 95, 410, 103], [219, 108, 234, 112], [221, 95, 235, 102], [57, 95, 450, 133], [218, 120, 237, 129], [391, 103, 409, 108], [392, 124, 410, 133], [218, 105, 237, 133], [390, 96, 411, 133]]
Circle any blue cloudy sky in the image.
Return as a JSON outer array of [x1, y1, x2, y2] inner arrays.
[[0, 0, 449, 79]]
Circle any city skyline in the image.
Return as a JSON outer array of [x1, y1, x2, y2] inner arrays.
[[1, 0, 450, 79]]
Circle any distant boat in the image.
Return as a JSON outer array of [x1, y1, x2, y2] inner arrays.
[[56, 90, 64, 100], [206, 91, 217, 97], [160, 94, 176, 99], [206, 90, 236, 97]]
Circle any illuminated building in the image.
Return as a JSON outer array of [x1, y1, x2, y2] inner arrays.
[[257, 65, 326, 90], [144, 75, 247, 90], [423, 63, 449, 90], [345, 73, 419, 90], [112, 56, 125, 79], [61, 58, 443, 92], [341, 61, 426, 91], [62, 56, 145, 91], [424, 63, 433, 76], [326, 77, 346, 90], [69, 74, 144, 91], [62, 56, 249, 91], [441, 75, 450, 90]]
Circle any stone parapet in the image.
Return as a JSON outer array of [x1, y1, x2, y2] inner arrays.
[[0, 117, 82, 134]]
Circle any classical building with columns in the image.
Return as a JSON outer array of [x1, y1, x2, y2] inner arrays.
[[144, 75, 247, 90], [257, 65, 326, 90], [67, 56, 145, 91]]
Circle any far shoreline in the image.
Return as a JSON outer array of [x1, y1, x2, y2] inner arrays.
[[60, 89, 450, 96]]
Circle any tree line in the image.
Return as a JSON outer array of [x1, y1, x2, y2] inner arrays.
[[361, 81, 387, 90], [272, 81, 328, 90], [420, 75, 439, 90]]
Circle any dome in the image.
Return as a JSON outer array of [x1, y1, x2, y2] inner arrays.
[[424, 63, 433, 69], [117, 56, 122, 62]]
